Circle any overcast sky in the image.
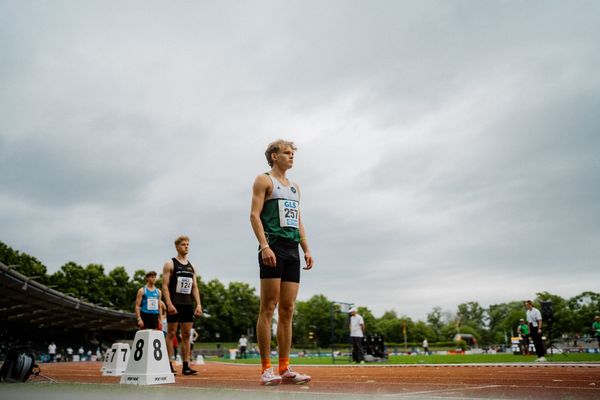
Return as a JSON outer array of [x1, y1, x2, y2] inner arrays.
[[1, 1, 599, 321]]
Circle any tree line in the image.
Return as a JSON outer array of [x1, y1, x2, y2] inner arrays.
[[2, 241, 598, 347]]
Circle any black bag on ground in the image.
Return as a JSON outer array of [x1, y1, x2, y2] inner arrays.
[[0, 348, 38, 382]]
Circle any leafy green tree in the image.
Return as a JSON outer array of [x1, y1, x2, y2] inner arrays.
[[222, 281, 260, 340], [163, 277, 261, 342], [83, 263, 112, 307], [132, 269, 148, 289], [198, 278, 232, 341], [487, 301, 525, 344], [294, 295, 336, 348], [0, 241, 48, 284], [412, 320, 435, 344], [440, 321, 459, 342], [6, 240, 600, 345], [49, 261, 88, 299], [426, 306, 444, 342], [108, 266, 136, 311], [456, 301, 485, 330], [376, 310, 403, 342], [567, 291, 600, 336]]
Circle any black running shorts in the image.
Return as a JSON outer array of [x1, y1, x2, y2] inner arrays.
[[140, 312, 159, 329], [259, 238, 301, 283], [166, 304, 195, 323]]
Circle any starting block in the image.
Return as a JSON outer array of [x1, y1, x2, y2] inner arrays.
[[120, 329, 175, 385], [102, 343, 130, 376]]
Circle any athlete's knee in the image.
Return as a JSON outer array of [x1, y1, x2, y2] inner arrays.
[[278, 302, 295, 321], [260, 300, 277, 317]]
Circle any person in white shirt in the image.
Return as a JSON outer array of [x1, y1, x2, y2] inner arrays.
[[239, 335, 248, 359], [525, 300, 546, 362], [349, 307, 365, 363], [48, 342, 57, 362]]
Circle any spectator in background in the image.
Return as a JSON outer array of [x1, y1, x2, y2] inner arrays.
[[517, 318, 530, 355], [593, 316, 600, 349], [349, 307, 365, 363], [525, 300, 546, 362], [48, 342, 57, 362], [239, 334, 248, 359], [422, 338, 429, 355]]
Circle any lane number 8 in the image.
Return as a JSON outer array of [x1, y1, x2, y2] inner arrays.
[[133, 338, 163, 361]]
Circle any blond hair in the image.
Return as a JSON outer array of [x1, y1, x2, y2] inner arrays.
[[174, 235, 190, 246], [265, 140, 297, 167]]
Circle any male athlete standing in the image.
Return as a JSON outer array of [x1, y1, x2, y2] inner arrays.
[[135, 271, 161, 330], [250, 139, 314, 385], [162, 236, 202, 375]]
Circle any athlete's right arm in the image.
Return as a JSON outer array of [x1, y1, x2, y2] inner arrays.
[[250, 174, 276, 267], [134, 288, 144, 329], [162, 260, 178, 315]]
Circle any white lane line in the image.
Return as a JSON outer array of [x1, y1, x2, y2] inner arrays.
[[211, 362, 600, 368], [381, 384, 502, 397]]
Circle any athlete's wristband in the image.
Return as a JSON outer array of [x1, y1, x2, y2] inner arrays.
[[258, 245, 269, 253]]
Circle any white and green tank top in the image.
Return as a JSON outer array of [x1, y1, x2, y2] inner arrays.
[[261, 173, 301, 243]]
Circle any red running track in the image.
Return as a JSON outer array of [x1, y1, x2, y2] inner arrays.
[[33, 361, 600, 399]]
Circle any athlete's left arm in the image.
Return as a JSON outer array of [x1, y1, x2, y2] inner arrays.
[[134, 288, 144, 328], [297, 184, 314, 270], [191, 270, 203, 317]]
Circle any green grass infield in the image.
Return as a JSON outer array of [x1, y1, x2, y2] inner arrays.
[[210, 352, 600, 365]]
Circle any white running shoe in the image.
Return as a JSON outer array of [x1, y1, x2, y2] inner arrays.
[[534, 356, 547, 362], [281, 367, 311, 384], [260, 368, 282, 386]]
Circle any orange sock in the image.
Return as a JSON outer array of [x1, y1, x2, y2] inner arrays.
[[278, 357, 289, 374], [261, 358, 271, 372]]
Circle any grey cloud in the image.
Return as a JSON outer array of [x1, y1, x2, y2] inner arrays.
[[0, 112, 165, 208], [2, 1, 600, 319]]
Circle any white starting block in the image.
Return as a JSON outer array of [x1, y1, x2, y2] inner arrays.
[[195, 354, 204, 365], [120, 329, 175, 385], [102, 343, 130, 376]]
